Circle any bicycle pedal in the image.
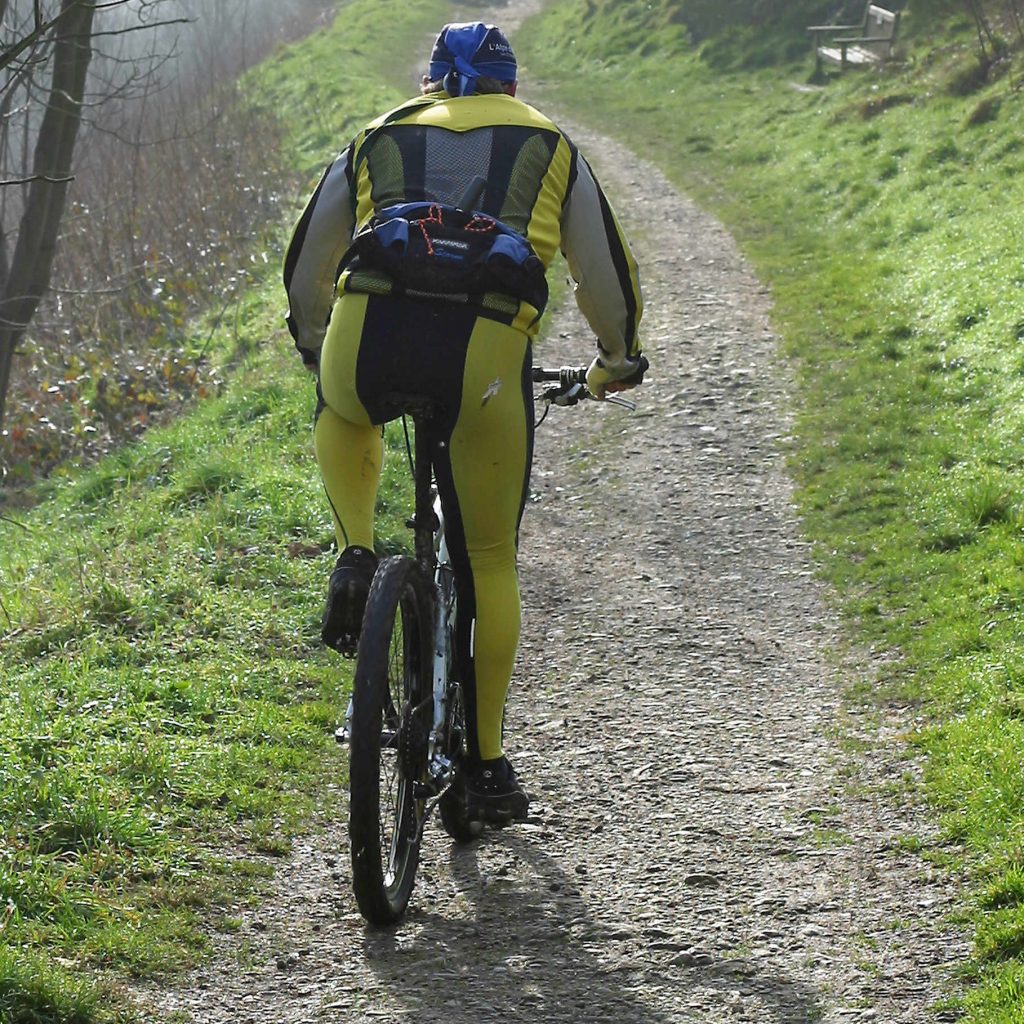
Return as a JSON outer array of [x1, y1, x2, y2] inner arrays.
[[326, 631, 358, 658]]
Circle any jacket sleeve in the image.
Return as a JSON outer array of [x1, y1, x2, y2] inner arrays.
[[560, 152, 643, 369], [283, 147, 356, 367]]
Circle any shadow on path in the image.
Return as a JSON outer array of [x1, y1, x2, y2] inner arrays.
[[354, 828, 824, 1024]]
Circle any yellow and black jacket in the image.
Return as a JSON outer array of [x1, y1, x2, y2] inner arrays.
[[284, 92, 642, 367]]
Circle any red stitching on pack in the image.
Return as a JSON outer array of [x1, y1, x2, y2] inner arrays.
[[418, 220, 435, 256], [417, 204, 448, 256], [465, 215, 496, 233], [409, 205, 497, 258]]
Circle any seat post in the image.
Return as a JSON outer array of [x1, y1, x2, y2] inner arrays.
[[412, 416, 436, 570]]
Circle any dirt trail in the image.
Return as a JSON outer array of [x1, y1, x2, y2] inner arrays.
[[140, 2, 968, 1020]]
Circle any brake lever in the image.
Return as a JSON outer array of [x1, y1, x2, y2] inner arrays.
[[540, 382, 637, 411], [542, 382, 585, 406], [604, 393, 637, 411]]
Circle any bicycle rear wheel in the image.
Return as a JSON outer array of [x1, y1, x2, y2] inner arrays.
[[348, 555, 433, 925]]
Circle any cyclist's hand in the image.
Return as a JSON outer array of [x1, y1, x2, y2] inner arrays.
[[586, 353, 648, 400]]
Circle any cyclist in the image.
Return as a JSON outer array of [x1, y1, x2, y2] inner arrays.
[[283, 21, 645, 823]]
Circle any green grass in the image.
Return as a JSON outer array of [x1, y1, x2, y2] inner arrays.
[[0, 298, 343, 1016], [515, 1, 1024, 1019], [0, 0, 445, 1018], [10, 0, 1024, 1017]]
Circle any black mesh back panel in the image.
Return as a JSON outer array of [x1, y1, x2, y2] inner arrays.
[[365, 124, 559, 223], [424, 127, 494, 207]]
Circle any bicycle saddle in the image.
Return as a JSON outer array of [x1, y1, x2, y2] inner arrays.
[[378, 391, 446, 422]]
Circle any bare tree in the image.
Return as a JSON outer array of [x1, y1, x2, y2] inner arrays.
[[0, 0, 189, 432], [0, 1, 97, 432], [0, 0, 334, 470]]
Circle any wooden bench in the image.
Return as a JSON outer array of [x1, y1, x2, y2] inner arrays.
[[808, 4, 900, 72]]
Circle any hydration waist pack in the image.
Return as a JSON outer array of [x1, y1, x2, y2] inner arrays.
[[339, 202, 548, 313]]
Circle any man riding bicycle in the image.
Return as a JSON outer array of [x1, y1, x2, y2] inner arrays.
[[283, 22, 645, 823]]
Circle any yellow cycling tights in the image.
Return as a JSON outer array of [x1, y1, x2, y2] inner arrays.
[[314, 292, 533, 763]]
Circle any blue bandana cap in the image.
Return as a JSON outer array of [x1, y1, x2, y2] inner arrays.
[[428, 22, 517, 97]]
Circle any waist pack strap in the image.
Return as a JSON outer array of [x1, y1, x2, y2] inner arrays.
[[339, 203, 548, 314]]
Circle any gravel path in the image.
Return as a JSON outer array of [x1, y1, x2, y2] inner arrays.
[[138, 3, 969, 1019]]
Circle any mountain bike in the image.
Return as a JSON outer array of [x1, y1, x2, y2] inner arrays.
[[337, 364, 640, 926]]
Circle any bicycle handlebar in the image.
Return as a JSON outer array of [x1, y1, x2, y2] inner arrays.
[[532, 366, 589, 408], [531, 363, 642, 411], [531, 355, 648, 395]]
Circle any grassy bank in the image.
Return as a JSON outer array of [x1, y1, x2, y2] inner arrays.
[[7, 0, 1022, 1016], [518, 1, 1024, 1017], [0, 0, 443, 1019]]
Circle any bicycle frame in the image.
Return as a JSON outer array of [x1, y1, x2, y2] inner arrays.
[[410, 421, 461, 800]]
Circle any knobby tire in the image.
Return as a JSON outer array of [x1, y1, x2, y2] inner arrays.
[[348, 556, 433, 925]]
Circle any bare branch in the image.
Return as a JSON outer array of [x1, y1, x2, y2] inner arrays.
[[86, 19, 194, 41], [0, 0, 88, 75], [0, 172, 74, 186], [53, 18, 195, 47], [0, 1, 179, 77]]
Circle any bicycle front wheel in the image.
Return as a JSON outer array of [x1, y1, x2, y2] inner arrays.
[[348, 555, 433, 925]]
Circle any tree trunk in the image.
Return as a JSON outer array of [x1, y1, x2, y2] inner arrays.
[[0, 0, 96, 434]]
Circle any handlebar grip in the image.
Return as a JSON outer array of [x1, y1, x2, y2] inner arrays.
[[531, 365, 587, 385]]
